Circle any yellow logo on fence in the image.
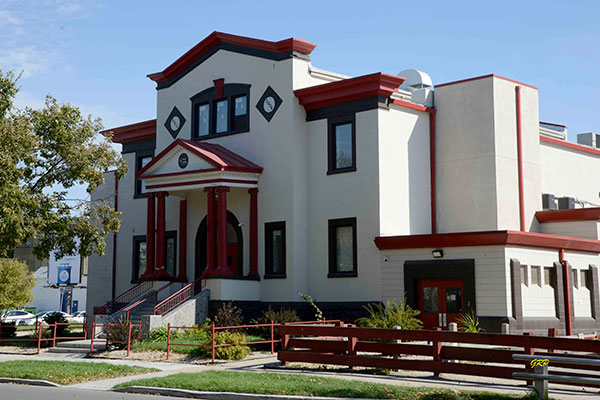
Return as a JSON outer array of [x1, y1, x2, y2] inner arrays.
[[530, 358, 549, 368]]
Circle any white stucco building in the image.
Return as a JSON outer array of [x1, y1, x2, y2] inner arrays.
[[87, 32, 600, 334]]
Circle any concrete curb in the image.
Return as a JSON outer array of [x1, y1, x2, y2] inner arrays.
[[0, 377, 60, 387], [114, 386, 378, 400]]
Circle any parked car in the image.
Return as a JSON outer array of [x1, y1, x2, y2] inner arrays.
[[1, 310, 36, 325], [70, 311, 86, 323], [20, 311, 49, 326]]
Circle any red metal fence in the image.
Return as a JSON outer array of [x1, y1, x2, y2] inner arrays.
[[0, 321, 87, 354], [90, 321, 142, 357], [278, 325, 600, 389], [166, 319, 341, 362]]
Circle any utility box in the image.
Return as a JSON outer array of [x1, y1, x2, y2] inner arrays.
[[542, 193, 557, 210], [557, 197, 575, 210]]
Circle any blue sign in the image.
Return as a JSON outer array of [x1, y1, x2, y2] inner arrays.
[[57, 264, 72, 284]]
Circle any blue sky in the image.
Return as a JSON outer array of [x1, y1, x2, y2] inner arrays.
[[1, 1, 598, 145]]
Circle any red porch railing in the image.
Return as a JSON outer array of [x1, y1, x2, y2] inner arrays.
[[154, 276, 206, 316], [278, 325, 600, 389], [122, 280, 184, 321], [94, 280, 153, 315]]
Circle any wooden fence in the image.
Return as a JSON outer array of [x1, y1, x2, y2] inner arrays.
[[278, 325, 600, 389]]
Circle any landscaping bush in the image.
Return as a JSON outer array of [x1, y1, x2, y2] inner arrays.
[[0, 321, 17, 338], [35, 326, 54, 348], [148, 327, 177, 342], [457, 310, 484, 333], [197, 331, 250, 360], [181, 323, 211, 342], [357, 300, 422, 330], [250, 306, 301, 337], [43, 312, 68, 336], [107, 318, 141, 349], [213, 302, 243, 328]]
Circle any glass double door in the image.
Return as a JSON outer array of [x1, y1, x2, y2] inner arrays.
[[417, 278, 463, 330]]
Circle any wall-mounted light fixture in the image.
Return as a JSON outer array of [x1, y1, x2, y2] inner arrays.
[[432, 249, 444, 258]]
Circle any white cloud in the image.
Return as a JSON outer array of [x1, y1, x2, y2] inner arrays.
[[0, 46, 51, 77]]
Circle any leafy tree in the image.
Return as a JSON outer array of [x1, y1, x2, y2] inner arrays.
[[0, 259, 35, 317], [0, 70, 127, 259]]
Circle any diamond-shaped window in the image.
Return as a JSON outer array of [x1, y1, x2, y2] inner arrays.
[[164, 106, 186, 139], [256, 86, 283, 123]]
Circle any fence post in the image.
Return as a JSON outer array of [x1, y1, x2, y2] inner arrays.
[[280, 323, 289, 366], [211, 324, 216, 363], [84, 317, 87, 340], [533, 363, 548, 400], [166, 323, 171, 360], [90, 322, 95, 353], [547, 328, 558, 353], [127, 322, 132, 357], [52, 323, 57, 347], [37, 321, 42, 354], [432, 328, 442, 377], [523, 332, 534, 385], [270, 320, 274, 355]]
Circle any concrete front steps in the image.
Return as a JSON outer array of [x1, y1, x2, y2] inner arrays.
[[47, 339, 106, 354]]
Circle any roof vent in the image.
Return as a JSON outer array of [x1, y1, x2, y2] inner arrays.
[[398, 69, 433, 91]]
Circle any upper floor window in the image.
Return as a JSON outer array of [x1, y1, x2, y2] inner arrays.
[[328, 115, 356, 174], [191, 83, 250, 139], [135, 151, 153, 198]]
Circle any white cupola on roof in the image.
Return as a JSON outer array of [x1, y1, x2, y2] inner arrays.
[[398, 69, 434, 107]]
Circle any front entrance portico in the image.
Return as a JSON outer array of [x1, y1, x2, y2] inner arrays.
[[136, 139, 262, 287]]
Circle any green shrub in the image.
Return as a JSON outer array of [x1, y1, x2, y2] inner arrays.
[[299, 292, 323, 321], [107, 318, 142, 349], [181, 323, 211, 342], [457, 311, 484, 333], [148, 327, 178, 342], [250, 306, 301, 337], [357, 300, 422, 330], [0, 321, 17, 338], [43, 312, 68, 336], [213, 302, 243, 328], [198, 331, 250, 360]]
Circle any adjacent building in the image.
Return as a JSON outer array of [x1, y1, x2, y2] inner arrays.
[[87, 32, 600, 334]]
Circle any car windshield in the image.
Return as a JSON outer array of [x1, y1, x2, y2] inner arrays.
[[35, 312, 46, 317]]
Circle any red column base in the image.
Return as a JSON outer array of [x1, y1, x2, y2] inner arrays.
[[153, 268, 171, 279], [141, 271, 155, 280], [213, 266, 234, 275]]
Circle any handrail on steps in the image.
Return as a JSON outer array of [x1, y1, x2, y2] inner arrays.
[[94, 280, 154, 314], [154, 275, 206, 316], [122, 280, 183, 321]]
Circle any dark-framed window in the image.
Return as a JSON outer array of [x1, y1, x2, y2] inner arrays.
[[264, 221, 286, 278], [134, 150, 153, 198], [191, 83, 250, 139], [328, 217, 357, 277], [132, 235, 147, 282], [327, 114, 356, 174], [131, 231, 177, 282]]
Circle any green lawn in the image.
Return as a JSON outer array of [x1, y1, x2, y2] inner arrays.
[[0, 360, 156, 385], [115, 370, 538, 400], [131, 334, 267, 355]]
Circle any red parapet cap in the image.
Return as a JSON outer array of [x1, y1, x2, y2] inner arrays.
[[101, 119, 156, 144], [536, 207, 600, 223], [148, 31, 317, 84], [294, 72, 406, 111]]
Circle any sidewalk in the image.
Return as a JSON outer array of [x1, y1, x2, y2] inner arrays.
[[0, 352, 598, 399]]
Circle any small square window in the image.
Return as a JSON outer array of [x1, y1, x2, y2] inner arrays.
[[132, 235, 146, 282], [520, 265, 528, 286], [197, 103, 209, 136], [581, 270, 589, 289], [165, 232, 177, 277], [234, 95, 247, 116], [328, 116, 356, 174], [544, 267, 554, 287], [328, 218, 357, 277], [215, 100, 228, 133], [531, 266, 541, 286], [135, 153, 153, 198]]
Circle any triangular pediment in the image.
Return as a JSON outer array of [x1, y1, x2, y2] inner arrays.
[[138, 142, 217, 179]]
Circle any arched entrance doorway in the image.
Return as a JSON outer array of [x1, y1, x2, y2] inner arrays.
[[195, 211, 243, 278]]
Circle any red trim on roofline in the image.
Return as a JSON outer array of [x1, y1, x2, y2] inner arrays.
[[136, 139, 263, 178], [148, 31, 316, 84], [101, 119, 156, 144], [294, 73, 405, 111], [374, 230, 600, 254], [436, 74, 538, 90], [147, 178, 258, 190], [536, 208, 600, 223], [540, 135, 600, 157], [390, 99, 434, 113]]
